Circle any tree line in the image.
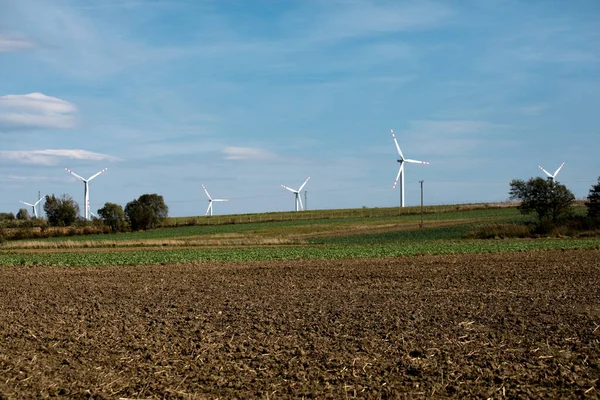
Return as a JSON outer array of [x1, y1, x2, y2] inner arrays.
[[0, 193, 168, 232]]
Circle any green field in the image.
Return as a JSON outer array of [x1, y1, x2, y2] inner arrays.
[[1, 239, 599, 266], [1, 203, 597, 267]]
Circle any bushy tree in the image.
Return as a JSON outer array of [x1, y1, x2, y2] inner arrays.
[[44, 194, 80, 226], [509, 177, 575, 225], [125, 194, 168, 231], [586, 176, 600, 221], [98, 202, 128, 232], [0, 212, 15, 221], [16, 208, 30, 220]]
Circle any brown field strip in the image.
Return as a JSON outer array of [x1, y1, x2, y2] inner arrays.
[[1, 250, 599, 398]]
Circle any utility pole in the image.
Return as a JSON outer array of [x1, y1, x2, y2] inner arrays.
[[304, 191, 308, 211], [419, 180, 424, 228]]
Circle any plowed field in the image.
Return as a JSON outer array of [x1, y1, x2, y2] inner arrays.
[[1, 250, 599, 399]]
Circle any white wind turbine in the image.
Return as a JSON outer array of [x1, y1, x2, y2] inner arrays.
[[202, 184, 228, 216], [19, 195, 45, 218], [539, 162, 565, 181], [281, 177, 310, 211], [65, 167, 108, 221], [391, 129, 429, 207]]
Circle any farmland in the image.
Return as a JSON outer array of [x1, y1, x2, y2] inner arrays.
[[1, 251, 599, 398], [1, 204, 600, 398]]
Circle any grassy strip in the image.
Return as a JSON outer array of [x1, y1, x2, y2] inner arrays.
[[1, 239, 599, 266], [22, 208, 525, 243]]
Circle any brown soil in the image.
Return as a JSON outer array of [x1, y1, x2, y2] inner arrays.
[[1, 250, 599, 399]]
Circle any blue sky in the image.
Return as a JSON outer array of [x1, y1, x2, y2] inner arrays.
[[1, 0, 599, 217]]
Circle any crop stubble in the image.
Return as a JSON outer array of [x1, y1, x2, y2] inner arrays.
[[1, 250, 599, 398]]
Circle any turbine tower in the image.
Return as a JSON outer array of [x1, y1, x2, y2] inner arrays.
[[539, 162, 565, 181], [202, 184, 228, 216], [391, 129, 429, 207], [19, 195, 45, 218], [65, 167, 107, 221], [281, 177, 310, 211]]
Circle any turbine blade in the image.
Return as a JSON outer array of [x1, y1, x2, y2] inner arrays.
[[87, 168, 108, 181], [298, 195, 304, 211], [65, 168, 86, 182], [553, 162, 565, 177], [298, 176, 311, 192], [19, 201, 34, 207], [34, 196, 45, 206], [404, 158, 430, 164], [539, 166, 553, 178], [205, 202, 211, 216], [392, 163, 403, 189], [282, 185, 298, 193], [202, 184, 212, 200], [391, 129, 405, 159], [214, 199, 228, 202]]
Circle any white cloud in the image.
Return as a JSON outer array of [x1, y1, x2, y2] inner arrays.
[[0, 33, 35, 52], [0, 150, 121, 166], [221, 147, 277, 161], [0, 93, 76, 114], [0, 93, 76, 131]]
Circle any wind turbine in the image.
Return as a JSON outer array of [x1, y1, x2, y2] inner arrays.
[[65, 167, 107, 221], [539, 162, 565, 181], [202, 184, 228, 216], [281, 177, 310, 211], [19, 195, 45, 218], [391, 129, 429, 207]]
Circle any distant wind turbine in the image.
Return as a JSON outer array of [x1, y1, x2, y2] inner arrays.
[[539, 162, 565, 181], [391, 129, 429, 207], [19, 195, 45, 218], [202, 184, 228, 216], [281, 177, 310, 211], [65, 167, 107, 221]]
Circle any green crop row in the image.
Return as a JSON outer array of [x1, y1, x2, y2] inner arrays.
[[1, 239, 599, 267]]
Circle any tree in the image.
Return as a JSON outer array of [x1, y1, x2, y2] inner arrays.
[[98, 202, 128, 232], [16, 208, 30, 220], [509, 177, 575, 225], [125, 194, 168, 231], [44, 194, 80, 226], [0, 212, 15, 221], [586, 176, 600, 221]]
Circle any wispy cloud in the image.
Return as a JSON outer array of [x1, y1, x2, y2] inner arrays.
[[0, 33, 35, 52], [0, 93, 77, 131], [221, 147, 277, 161], [0, 150, 121, 166], [305, 0, 453, 44], [398, 120, 507, 157], [0, 175, 71, 183]]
